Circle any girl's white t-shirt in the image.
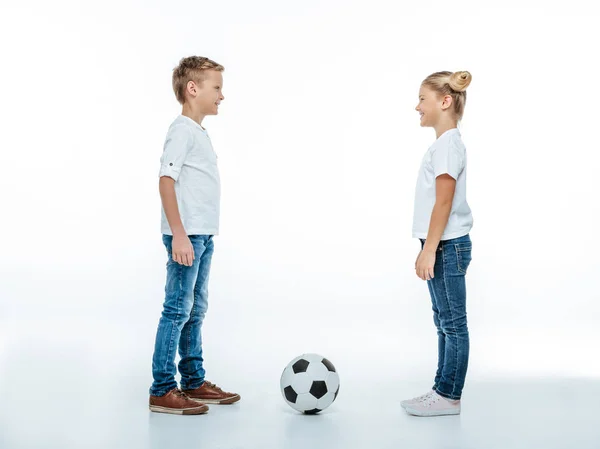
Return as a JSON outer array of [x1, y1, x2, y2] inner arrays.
[[412, 128, 473, 240]]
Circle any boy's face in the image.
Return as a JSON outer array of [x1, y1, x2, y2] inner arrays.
[[188, 69, 224, 115]]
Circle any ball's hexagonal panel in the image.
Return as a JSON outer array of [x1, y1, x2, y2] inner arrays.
[[325, 372, 340, 394], [291, 372, 312, 394], [317, 391, 336, 410], [280, 366, 296, 388], [294, 393, 318, 412], [303, 353, 325, 364], [306, 360, 329, 380]]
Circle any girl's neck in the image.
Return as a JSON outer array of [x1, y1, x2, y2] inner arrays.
[[434, 119, 459, 139]]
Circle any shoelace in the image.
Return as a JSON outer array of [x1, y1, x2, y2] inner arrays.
[[413, 392, 432, 402], [173, 389, 190, 399], [204, 381, 223, 392], [420, 392, 440, 407]]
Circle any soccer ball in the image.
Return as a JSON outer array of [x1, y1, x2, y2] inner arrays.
[[280, 353, 340, 414]]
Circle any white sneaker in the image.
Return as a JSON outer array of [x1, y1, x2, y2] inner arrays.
[[404, 391, 461, 416], [400, 390, 434, 409]]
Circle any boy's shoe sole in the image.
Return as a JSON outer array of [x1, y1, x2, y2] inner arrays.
[[149, 404, 209, 415], [188, 394, 240, 405]]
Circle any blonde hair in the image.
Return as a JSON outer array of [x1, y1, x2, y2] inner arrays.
[[422, 71, 472, 120], [172, 56, 224, 105]]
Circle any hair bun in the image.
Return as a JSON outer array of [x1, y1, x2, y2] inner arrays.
[[448, 71, 472, 92]]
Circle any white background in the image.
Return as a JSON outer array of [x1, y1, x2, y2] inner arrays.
[[1, 2, 599, 446]]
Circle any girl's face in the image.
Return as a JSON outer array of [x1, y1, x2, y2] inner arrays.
[[415, 85, 446, 128]]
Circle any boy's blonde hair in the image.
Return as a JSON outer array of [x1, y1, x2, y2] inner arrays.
[[172, 56, 225, 105], [422, 71, 472, 120]]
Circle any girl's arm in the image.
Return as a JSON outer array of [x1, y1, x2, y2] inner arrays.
[[424, 174, 456, 251], [416, 174, 456, 280]]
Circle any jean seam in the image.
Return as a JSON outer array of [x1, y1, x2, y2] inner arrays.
[[186, 299, 196, 379], [164, 262, 183, 373], [181, 319, 189, 384], [189, 241, 205, 379], [428, 279, 443, 389], [182, 240, 205, 387], [442, 246, 459, 399], [455, 245, 465, 274]]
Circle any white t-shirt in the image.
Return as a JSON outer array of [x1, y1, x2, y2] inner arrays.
[[159, 115, 221, 236], [412, 128, 473, 240]]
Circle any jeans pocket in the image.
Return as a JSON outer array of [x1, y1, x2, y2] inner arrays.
[[455, 244, 472, 274]]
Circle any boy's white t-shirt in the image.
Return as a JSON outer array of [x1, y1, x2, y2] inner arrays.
[[412, 128, 473, 240], [159, 115, 221, 236]]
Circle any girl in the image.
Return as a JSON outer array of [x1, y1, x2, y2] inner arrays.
[[402, 71, 474, 417]]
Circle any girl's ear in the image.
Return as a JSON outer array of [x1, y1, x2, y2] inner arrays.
[[441, 94, 453, 111]]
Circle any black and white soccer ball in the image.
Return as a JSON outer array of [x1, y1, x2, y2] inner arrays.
[[280, 353, 340, 414]]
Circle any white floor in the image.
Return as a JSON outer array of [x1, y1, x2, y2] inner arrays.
[[1, 310, 599, 449], [1, 352, 598, 449]]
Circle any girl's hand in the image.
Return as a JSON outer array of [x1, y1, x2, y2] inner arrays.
[[416, 249, 436, 281]]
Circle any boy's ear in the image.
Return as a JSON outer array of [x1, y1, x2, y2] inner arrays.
[[187, 80, 198, 97]]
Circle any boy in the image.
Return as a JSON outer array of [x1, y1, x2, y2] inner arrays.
[[149, 56, 240, 415]]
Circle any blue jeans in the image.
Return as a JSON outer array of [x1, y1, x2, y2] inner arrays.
[[420, 234, 472, 400], [149, 235, 214, 397]]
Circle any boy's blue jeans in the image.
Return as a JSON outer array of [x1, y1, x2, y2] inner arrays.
[[150, 235, 214, 397]]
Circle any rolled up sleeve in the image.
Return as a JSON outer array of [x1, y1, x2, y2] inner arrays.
[[159, 125, 193, 181]]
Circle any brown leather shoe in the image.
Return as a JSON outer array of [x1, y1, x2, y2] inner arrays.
[[183, 381, 241, 405], [149, 388, 209, 415]]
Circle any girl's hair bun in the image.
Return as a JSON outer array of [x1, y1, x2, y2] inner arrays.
[[448, 71, 472, 92]]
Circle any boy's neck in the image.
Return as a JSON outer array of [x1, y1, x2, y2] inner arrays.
[[181, 104, 206, 129]]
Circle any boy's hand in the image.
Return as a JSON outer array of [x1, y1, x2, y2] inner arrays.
[[415, 250, 422, 269], [172, 235, 195, 266], [416, 249, 435, 281]]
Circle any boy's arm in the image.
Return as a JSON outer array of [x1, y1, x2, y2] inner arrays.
[[160, 176, 194, 266]]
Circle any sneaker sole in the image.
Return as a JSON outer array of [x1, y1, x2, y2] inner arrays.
[[149, 404, 209, 415], [188, 394, 241, 405], [404, 406, 461, 417]]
